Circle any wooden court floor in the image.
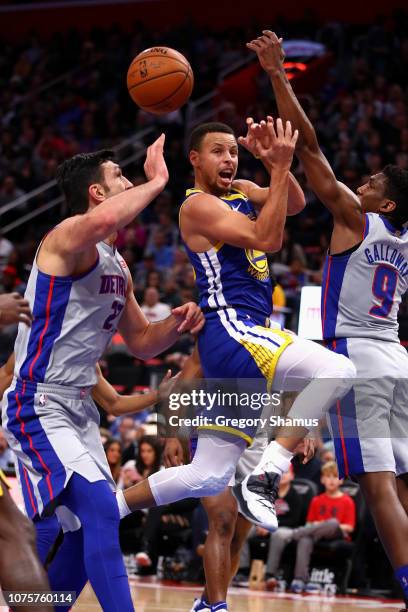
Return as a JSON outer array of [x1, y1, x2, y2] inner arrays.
[[70, 579, 404, 611]]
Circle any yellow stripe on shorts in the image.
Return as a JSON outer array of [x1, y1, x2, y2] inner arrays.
[[0, 468, 11, 497], [197, 425, 253, 446], [240, 328, 293, 392]]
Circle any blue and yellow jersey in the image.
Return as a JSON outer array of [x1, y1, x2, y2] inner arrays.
[[180, 188, 273, 321]]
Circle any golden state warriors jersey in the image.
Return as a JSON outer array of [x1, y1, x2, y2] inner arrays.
[[180, 188, 273, 320]]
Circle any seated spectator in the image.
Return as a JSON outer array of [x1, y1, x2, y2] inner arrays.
[[145, 230, 174, 271], [0, 232, 13, 269], [110, 416, 138, 465], [289, 461, 356, 594], [134, 435, 163, 482], [104, 439, 122, 485], [141, 287, 172, 322], [0, 426, 14, 472]]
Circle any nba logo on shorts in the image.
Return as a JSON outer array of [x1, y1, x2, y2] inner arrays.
[[39, 393, 47, 406]]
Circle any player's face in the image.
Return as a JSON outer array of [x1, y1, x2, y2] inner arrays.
[[100, 161, 133, 198], [356, 173, 395, 214], [192, 132, 238, 195]]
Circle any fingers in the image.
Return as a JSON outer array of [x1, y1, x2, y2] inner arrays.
[[19, 314, 32, 328], [292, 129, 299, 146], [276, 117, 284, 139]]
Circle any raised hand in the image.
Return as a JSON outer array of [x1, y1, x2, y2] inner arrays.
[[238, 117, 272, 158], [253, 117, 298, 169], [144, 133, 169, 187], [247, 30, 285, 76], [0, 293, 33, 328]]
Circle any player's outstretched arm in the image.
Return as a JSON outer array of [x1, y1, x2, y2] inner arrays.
[[247, 31, 363, 231], [50, 135, 169, 255], [118, 275, 204, 360], [92, 363, 179, 417], [183, 118, 297, 253], [235, 116, 305, 215]]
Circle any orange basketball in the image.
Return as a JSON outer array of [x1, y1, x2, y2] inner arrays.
[[127, 47, 194, 115]]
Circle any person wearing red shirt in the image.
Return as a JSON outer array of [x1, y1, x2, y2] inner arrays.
[[290, 461, 356, 594]]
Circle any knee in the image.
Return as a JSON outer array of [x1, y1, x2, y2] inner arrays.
[[190, 465, 236, 498], [209, 508, 238, 539]]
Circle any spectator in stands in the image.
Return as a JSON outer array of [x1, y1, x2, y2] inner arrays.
[[0, 426, 14, 472], [145, 230, 175, 271], [289, 461, 356, 594], [134, 436, 163, 481], [234, 466, 303, 588], [114, 416, 138, 465], [0, 232, 13, 268], [141, 287, 172, 322], [104, 439, 122, 485]]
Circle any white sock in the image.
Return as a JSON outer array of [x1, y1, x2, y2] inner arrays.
[[252, 440, 293, 476], [116, 489, 131, 519]]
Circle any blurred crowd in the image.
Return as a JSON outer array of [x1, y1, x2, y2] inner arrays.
[[1, 9, 408, 594]]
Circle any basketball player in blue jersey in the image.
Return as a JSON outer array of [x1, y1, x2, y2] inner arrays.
[[115, 117, 356, 612], [248, 29, 408, 607], [0, 135, 204, 612]]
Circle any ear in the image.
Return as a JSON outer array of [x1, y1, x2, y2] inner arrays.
[[380, 199, 397, 214], [189, 150, 199, 168], [89, 183, 106, 205]]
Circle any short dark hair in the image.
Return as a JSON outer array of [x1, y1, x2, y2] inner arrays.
[[382, 164, 408, 226], [56, 149, 114, 215], [188, 122, 235, 152]]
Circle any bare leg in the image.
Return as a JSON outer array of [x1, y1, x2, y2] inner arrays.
[[229, 514, 252, 579], [201, 489, 238, 604], [0, 481, 51, 612], [396, 473, 408, 515], [358, 472, 408, 568]]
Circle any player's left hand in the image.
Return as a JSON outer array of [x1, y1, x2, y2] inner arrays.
[[302, 437, 316, 464], [247, 30, 285, 76], [158, 369, 181, 401], [172, 302, 205, 335], [238, 116, 273, 159]]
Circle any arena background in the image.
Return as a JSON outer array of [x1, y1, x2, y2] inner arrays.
[[1, 0, 408, 609]]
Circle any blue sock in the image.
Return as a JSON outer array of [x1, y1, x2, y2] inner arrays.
[[59, 473, 133, 612], [395, 565, 408, 604], [34, 514, 61, 564], [211, 603, 227, 611]]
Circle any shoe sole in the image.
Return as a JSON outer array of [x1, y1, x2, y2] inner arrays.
[[231, 482, 277, 531]]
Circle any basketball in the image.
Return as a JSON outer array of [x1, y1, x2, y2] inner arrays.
[[127, 47, 194, 115]]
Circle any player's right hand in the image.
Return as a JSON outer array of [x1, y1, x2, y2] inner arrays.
[[246, 30, 285, 76], [144, 133, 169, 188], [254, 117, 298, 170], [163, 437, 184, 467], [0, 292, 33, 328]]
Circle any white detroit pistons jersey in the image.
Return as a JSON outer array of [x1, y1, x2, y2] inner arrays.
[[14, 240, 128, 387], [322, 213, 408, 342]]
